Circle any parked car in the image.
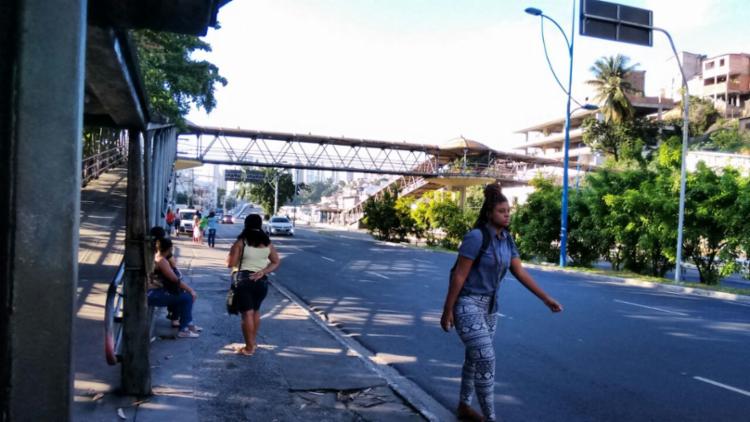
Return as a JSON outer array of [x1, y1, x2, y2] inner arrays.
[[266, 216, 294, 236], [221, 214, 234, 224], [178, 209, 197, 233]]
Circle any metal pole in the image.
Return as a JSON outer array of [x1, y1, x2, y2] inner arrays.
[[559, 0, 576, 267], [653, 27, 690, 282], [273, 172, 279, 215]]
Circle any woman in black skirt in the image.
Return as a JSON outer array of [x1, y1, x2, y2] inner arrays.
[[226, 214, 280, 355]]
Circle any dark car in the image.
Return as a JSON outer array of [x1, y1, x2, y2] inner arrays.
[[221, 214, 234, 224]]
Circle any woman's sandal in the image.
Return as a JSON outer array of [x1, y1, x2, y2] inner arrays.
[[457, 403, 485, 422], [235, 346, 255, 356]]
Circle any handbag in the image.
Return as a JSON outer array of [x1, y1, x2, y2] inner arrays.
[[226, 242, 245, 315]]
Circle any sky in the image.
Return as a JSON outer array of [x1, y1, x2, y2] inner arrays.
[[187, 0, 750, 152]]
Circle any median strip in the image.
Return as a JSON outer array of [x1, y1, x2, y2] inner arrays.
[[694, 376, 750, 397], [613, 299, 689, 316]]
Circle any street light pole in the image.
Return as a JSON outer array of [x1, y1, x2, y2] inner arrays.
[[559, 1, 576, 267], [652, 27, 690, 282], [525, 0, 577, 267]]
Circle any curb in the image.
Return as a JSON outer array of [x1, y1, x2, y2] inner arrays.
[[522, 263, 750, 305], [268, 279, 456, 422]]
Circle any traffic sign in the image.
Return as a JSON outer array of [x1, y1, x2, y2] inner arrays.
[[225, 169, 265, 183], [580, 0, 653, 47]]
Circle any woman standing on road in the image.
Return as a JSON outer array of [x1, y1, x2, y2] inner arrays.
[[226, 214, 281, 356], [441, 184, 563, 422]]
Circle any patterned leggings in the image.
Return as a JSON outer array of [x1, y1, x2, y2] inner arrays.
[[454, 294, 498, 422]]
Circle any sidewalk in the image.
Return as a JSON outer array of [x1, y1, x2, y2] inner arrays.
[[74, 196, 425, 421]]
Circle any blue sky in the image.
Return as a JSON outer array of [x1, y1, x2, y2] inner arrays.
[[188, 0, 750, 150]]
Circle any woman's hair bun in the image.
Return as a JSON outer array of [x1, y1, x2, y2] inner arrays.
[[483, 183, 503, 199]]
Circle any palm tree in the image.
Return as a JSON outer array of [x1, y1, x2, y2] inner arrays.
[[586, 54, 639, 124]]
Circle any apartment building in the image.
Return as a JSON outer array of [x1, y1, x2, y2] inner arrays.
[[514, 70, 673, 166], [662, 51, 750, 117]]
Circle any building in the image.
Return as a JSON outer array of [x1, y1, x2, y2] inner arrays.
[[514, 70, 674, 166], [661, 51, 750, 118]]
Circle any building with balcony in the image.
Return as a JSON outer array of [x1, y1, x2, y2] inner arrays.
[[514, 95, 673, 166], [661, 51, 750, 117]]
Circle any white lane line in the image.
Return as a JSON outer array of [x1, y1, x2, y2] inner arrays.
[[321, 256, 335, 262], [694, 376, 750, 397], [366, 271, 390, 280], [613, 299, 689, 316], [414, 259, 431, 264]]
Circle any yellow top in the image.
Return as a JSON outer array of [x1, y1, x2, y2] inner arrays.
[[236, 244, 270, 273]]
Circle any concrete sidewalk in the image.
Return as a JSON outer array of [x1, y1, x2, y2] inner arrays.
[[74, 205, 424, 421]]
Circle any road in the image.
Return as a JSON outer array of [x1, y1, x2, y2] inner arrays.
[[219, 223, 750, 421]]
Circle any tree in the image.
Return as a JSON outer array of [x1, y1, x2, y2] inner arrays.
[[175, 192, 189, 205], [682, 163, 747, 284], [582, 117, 659, 163], [586, 54, 638, 124], [511, 177, 561, 263], [363, 189, 401, 241], [133, 30, 227, 124], [236, 168, 296, 215]]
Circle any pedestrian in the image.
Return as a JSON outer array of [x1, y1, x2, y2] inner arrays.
[[199, 213, 209, 244], [440, 183, 563, 422], [226, 214, 280, 356], [174, 208, 181, 237], [166, 207, 175, 235], [150, 226, 182, 327], [147, 237, 201, 338], [193, 212, 202, 245], [206, 211, 218, 248]]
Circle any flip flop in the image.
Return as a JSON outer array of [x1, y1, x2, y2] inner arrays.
[[235, 346, 254, 356]]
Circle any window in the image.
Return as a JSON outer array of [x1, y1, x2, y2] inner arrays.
[[720, 58, 725, 66], [271, 217, 290, 223], [705, 61, 715, 70]]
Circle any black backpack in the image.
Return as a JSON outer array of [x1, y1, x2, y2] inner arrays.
[[449, 226, 492, 283]]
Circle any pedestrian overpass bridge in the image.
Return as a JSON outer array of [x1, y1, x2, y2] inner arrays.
[[179, 123, 592, 223]]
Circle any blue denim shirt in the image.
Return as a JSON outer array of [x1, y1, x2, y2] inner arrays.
[[457, 225, 520, 309]]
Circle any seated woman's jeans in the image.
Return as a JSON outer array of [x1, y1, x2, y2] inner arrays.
[[147, 288, 193, 330]]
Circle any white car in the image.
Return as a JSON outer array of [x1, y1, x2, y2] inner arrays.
[[265, 216, 294, 236], [178, 209, 197, 233]]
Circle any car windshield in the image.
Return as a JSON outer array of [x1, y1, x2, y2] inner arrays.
[[181, 212, 195, 220], [270, 217, 289, 223]]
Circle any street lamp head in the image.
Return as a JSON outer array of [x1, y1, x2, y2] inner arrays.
[[581, 104, 599, 111], [524, 7, 543, 16]]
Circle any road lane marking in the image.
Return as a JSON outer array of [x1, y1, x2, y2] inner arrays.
[[694, 376, 750, 397], [414, 259, 431, 264], [366, 271, 390, 280], [613, 299, 689, 316], [321, 256, 335, 262]]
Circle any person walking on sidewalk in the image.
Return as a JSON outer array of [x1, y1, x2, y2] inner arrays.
[[165, 207, 175, 235], [206, 211, 218, 248], [440, 184, 563, 422], [148, 238, 202, 338], [174, 208, 181, 237], [226, 214, 280, 356]]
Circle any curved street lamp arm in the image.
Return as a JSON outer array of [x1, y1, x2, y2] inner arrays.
[[539, 18, 585, 108], [541, 14, 571, 51]]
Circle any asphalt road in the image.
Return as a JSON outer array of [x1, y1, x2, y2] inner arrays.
[[219, 223, 750, 421]]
